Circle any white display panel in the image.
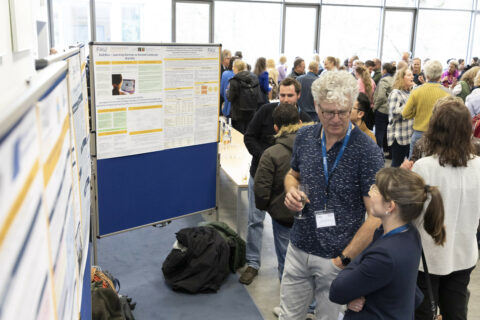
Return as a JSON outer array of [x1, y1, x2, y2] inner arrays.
[[0, 57, 91, 320], [92, 44, 220, 160]]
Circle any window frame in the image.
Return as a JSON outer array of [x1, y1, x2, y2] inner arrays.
[[282, 3, 320, 54], [48, 0, 480, 65], [379, 8, 416, 61], [173, 0, 214, 43]]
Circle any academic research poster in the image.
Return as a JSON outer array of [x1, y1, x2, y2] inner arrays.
[[92, 44, 220, 160]]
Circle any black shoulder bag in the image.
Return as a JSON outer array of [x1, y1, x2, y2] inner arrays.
[[421, 250, 442, 320]]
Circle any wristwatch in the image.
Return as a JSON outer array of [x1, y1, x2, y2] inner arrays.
[[340, 254, 351, 266]]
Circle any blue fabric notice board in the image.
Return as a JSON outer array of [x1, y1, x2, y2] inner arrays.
[[96, 142, 217, 236]]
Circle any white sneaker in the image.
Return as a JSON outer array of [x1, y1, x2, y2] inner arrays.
[[305, 312, 316, 320], [272, 306, 282, 317]]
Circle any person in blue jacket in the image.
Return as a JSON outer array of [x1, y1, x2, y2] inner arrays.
[[220, 56, 238, 117], [329, 167, 446, 319], [254, 57, 271, 106]]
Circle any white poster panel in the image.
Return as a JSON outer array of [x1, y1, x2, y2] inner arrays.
[[66, 51, 92, 300], [36, 74, 81, 317], [93, 44, 220, 159], [67, 53, 84, 254], [0, 158, 55, 320], [0, 107, 39, 227]]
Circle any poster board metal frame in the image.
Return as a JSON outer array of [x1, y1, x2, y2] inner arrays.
[[89, 42, 220, 255]]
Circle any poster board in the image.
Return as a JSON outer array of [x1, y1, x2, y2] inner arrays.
[[90, 42, 220, 236], [0, 61, 87, 320], [43, 46, 92, 314]]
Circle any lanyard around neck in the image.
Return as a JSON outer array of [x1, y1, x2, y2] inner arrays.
[[382, 224, 409, 239], [321, 122, 352, 187]]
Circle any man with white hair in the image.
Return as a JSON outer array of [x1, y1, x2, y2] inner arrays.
[[279, 71, 384, 320], [402, 60, 451, 158]]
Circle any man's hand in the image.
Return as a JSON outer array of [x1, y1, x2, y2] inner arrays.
[[347, 296, 366, 313], [418, 75, 425, 84], [284, 186, 309, 212]]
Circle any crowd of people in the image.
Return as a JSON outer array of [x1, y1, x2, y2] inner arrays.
[[219, 48, 480, 320]]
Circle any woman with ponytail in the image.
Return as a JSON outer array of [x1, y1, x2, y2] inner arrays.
[[355, 65, 376, 107], [329, 167, 444, 319], [410, 95, 480, 320]]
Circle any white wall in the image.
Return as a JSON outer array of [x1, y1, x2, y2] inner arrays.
[[0, 0, 35, 111]]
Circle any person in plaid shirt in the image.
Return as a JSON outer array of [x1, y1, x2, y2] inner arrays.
[[387, 67, 414, 167]]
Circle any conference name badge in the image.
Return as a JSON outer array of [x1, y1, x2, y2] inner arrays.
[[315, 209, 336, 228]]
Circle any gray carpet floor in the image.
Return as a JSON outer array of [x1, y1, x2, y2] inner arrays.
[[95, 214, 262, 319]]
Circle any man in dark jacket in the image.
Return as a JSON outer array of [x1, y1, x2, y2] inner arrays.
[[297, 61, 319, 121], [372, 58, 382, 85], [239, 78, 311, 285], [227, 59, 261, 134], [253, 104, 314, 318], [287, 57, 305, 79], [253, 103, 304, 277]]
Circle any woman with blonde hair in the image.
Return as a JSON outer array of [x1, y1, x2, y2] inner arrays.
[[323, 56, 339, 72], [330, 167, 445, 319], [465, 69, 480, 117], [387, 67, 414, 167], [408, 96, 480, 319], [267, 58, 279, 100], [278, 55, 288, 82], [452, 66, 480, 101]]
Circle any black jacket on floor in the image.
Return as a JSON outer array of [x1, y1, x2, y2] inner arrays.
[[162, 226, 230, 293]]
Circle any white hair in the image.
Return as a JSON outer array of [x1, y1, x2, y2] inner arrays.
[[424, 60, 443, 82], [312, 71, 358, 110]]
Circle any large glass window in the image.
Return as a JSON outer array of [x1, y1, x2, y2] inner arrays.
[[237, 0, 283, 2], [214, 1, 281, 66], [284, 6, 318, 65], [385, 0, 415, 7], [471, 14, 480, 60], [419, 0, 473, 10], [415, 10, 470, 63], [319, 6, 381, 61], [176, 1, 210, 43], [322, 0, 381, 5], [52, 0, 90, 50], [381, 10, 414, 63], [285, 0, 320, 3], [95, 0, 171, 42]]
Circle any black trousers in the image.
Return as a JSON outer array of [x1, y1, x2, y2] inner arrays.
[[374, 111, 389, 150], [232, 119, 248, 134], [390, 140, 410, 167], [415, 266, 475, 320]]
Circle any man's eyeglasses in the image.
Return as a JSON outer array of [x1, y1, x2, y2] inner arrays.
[[320, 109, 351, 120]]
